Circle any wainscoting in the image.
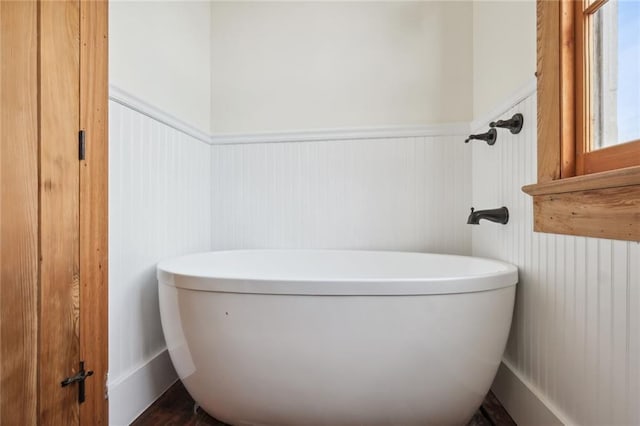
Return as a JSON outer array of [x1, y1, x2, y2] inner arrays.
[[109, 87, 473, 425], [109, 83, 639, 426], [108, 100, 211, 425], [472, 91, 640, 425], [211, 135, 471, 254]]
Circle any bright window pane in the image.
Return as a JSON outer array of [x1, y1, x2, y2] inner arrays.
[[590, 0, 640, 149]]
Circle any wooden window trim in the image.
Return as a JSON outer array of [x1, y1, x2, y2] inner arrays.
[[575, 0, 640, 175], [523, 0, 640, 242], [581, 140, 640, 174]]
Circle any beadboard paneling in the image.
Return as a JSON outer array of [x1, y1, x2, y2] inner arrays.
[[108, 100, 211, 421], [472, 93, 640, 425], [211, 136, 471, 254]]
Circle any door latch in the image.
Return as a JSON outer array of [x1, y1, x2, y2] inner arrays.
[[79, 130, 86, 160], [61, 361, 94, 403]]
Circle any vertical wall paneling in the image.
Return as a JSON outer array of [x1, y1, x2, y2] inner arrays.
[[211, 135, 471, 254], [112, 79, 640, 426], [472, 92, 640, 425], [111, 83, 640, 425], [108, 101, 211, 424]]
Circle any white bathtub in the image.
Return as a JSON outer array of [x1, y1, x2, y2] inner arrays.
[[158, 250, 517, 426]]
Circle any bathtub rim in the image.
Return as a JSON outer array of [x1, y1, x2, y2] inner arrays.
[[157, 249, 518, 296]]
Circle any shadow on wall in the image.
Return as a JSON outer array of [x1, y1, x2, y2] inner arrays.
[[138, 265, 165, 358]]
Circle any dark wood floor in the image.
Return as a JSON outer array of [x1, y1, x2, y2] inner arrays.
[[132, 381, 516, 426]]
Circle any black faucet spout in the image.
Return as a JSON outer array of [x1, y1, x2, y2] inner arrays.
[[467, 207, 509, 225]]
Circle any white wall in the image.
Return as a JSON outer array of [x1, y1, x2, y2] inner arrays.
[[472, 90, 640, 426], [110, 0, 211, 133], [109, 3, 213, 422], [472, 1, 536, 118], [471, 3, 633, 422], [108, 98, 211, 425], [211, 134, 471, 255], [210, 1, 473, 133], [472, 5, 640, 424]]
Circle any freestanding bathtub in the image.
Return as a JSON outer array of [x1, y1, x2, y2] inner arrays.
[[158, 250, 518, 426]]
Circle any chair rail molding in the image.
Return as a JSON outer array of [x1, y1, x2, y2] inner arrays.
[[109, 85, 470, 145], [470, 78, 537, 133], [109, 85, 212, 144]]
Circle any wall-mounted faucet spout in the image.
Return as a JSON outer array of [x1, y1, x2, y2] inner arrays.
[[464, 128, 497, 145], [467, 207, 509, 225]]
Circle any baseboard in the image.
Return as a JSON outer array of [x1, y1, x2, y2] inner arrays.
[[108, 349, 178, 426], [491, 360, 569, 426]]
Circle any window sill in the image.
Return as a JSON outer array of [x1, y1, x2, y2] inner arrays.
[[522, 166, 640, 241]]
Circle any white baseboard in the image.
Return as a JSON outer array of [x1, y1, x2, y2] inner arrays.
[[491, 360, 569, 426], [108, 349, 178, 426]]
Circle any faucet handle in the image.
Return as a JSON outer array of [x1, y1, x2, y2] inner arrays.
[[464, 129, 497, 145], [489, 113, 524, 134]]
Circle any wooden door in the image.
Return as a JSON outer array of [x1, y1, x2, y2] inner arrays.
[[39, 1, 81, 422], [0, 1, 108, 424], [79, 2, 109, 424], [0, 2, 40, 424]]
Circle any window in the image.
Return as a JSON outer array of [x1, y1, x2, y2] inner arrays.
[[575, 0, 640, 175], [522, 0, 639, 242]]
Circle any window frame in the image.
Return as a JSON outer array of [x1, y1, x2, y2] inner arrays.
[[522, 0, 639, 242], [575, 0, 640, 175]]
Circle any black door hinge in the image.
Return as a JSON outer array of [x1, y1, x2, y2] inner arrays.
[[79, 130, 86, 160], [61, 361, 94, 404]]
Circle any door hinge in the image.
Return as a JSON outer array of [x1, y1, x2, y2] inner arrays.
[[79, 130, 86, 161], [61, 361, 94, 404], [104, 372, 109, 400]]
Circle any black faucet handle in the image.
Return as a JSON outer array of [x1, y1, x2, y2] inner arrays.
[[464, 128, 497, 146], [490, 113, 524, 134]]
